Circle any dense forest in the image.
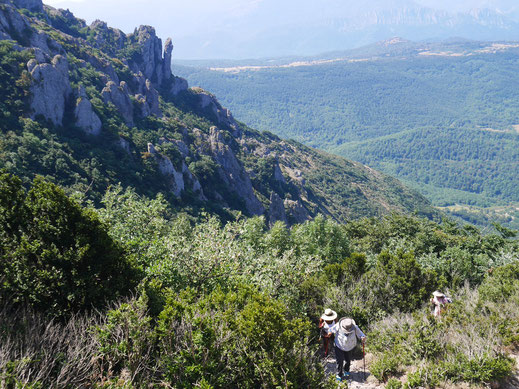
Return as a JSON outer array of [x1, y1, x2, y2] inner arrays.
[[177, 44, 519, 228]]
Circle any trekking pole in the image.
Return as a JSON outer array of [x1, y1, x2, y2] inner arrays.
[[362, 340, 366, 381]]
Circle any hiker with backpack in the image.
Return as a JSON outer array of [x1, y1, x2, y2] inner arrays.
[[430, 290, 452, 317], [326, 317, 366, 382], [319, 309, 337, 357]]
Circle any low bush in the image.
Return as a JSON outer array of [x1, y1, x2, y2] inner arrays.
[[370, 351, 401, 382], [369, 281, 518, 387]]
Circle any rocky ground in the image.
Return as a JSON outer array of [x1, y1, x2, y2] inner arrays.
[[323, 349, 383, 389]]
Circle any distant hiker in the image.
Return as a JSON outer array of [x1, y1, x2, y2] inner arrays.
[[430, 291, 452, 317], [326, 317, 366, 381], [319, 309, 337, 357]]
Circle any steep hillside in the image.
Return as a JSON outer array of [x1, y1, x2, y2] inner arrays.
[[2, 3, 519, 389], [0, 0, 437, 224], [177, 39, 519, 227]]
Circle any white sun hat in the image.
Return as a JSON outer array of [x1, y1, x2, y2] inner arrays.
[[321, 308, 337, 321]]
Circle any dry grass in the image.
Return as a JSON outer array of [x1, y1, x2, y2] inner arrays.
[[0, 305, 101, 388]]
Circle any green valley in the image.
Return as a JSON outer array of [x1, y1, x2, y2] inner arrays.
[[177, 40, 519, 228]]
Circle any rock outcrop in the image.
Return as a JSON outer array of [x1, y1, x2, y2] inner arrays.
[[193, 88, 240, 135], [29, 31, 52, 55], [15, 0, 43, 13], [284, 199, 310, 224], [89, 20, 126, 55], [134, 26, 164, 83], [170, 76, 188, 96], [74, 85, 102, 135], [136, 79, 161, 118], [163, 38, 188, 96], [208, 126, 264, 216], [148, 142, 204, 198], [130, 26, 188, 96], [101, 81, 134, 126], [118, 137, 131, 154], [28, 55, 71, 126], [0, 3, 32, 41], [268, 192, 287, 227], [273, 162, 286, 184], [163, 38, 173, 81]]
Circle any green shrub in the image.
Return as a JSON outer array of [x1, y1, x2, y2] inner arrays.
[[356, 250, 437, 317], [370, 351, 401, 382], [0, 173, 139, 316], [478, 262, 519, 302], [443, 353, 514, 384], [408, 317, 443, 360], [404, 365, 439, 388], [386, 377, 403, 389], [156, 285, 332, 388], [95, 294, 155, 385]]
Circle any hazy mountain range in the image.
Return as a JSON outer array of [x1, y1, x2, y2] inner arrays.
[[176, 0, 519, 58]]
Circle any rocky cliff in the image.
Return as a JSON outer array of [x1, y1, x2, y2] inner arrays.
[[0, 0, 438, 224]]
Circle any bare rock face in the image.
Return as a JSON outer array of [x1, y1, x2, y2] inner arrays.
[[273, 162, 287, 184], [29, 31, 51, 54], [148, 142, 204, 198], [209, 126, 264, 216], [28, 55, 71, 126], [0, 3, 32, 40], [284, 199, 310, 224], [101, 81, 134, 126], [74, 85, 102, 135], [0, 10, 10, 40], [144, 79, 162, 117], [16, 0, 43, 13], [135, 81, 161, 118], [268, 192, 287, 227], [135, 25, 163, 82], [31, 47, 48, 63], [118, 137, 131, 154], [147, 142, 157, 154], [163, 38, 173, 81], [172, 140, 190, 158], [194, 88, 240, 136], [158, 155, 185, 197], [171, 76, 188, 96]]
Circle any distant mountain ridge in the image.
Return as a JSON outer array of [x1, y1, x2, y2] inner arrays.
[[171, 0, 519, 59]]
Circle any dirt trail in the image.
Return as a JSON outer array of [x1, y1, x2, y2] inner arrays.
[[323, 349, 383, 389], [502, 353, 519, 389], [323, 350, 519, 389]]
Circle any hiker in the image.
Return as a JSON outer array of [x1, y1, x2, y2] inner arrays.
[[319, 309, 337, 357], [430, 290, 452, 317], [326, 317, 366, 381]]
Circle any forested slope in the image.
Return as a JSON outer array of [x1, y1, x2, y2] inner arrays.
[[0, 1, 436, 225], [177, 40, 519, 227]]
